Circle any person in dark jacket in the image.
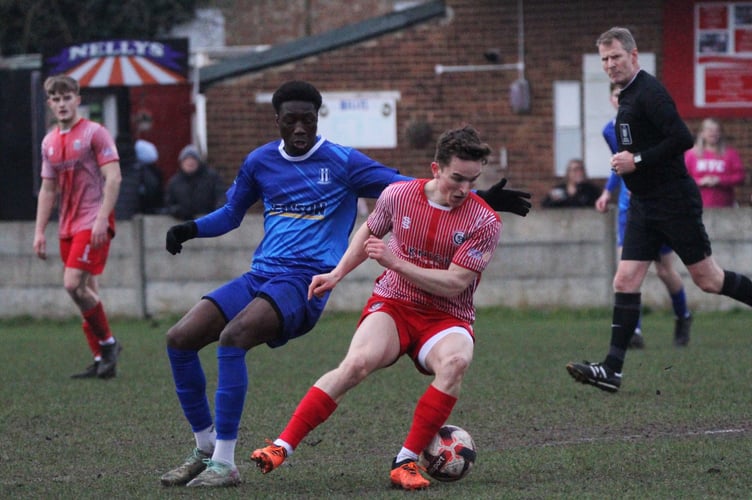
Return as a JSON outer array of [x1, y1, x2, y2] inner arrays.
[[541, 158, 600, 208], [164, 145, 226, 220], [134, 139, 164, 214]]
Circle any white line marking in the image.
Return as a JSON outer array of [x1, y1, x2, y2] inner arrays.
[[540, 427, 749, 448]]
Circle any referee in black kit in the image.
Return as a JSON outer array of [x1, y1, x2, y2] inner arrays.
[[566, 26, 752, 393]]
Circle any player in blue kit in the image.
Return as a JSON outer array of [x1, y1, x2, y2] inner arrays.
[[159, 80, 531, 487]]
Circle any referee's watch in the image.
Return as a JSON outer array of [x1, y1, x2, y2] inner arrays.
[[633, 152, 642, 166]]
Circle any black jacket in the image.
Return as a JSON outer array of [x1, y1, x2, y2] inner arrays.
[[541, 182, 601, 208], [164, 164, 226, 220], [616, 70, 694, 198]]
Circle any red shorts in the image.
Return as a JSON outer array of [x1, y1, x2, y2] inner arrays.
[[358, 295, 474, 375], [59, 230, 111, 275]]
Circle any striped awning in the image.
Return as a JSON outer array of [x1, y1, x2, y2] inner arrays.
[[66, 55, 186, 87], [43, 39, 189, 88]]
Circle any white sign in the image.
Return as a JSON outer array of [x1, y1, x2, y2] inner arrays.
[[257, 90, 400, 149], [317, 91, 401, 148]]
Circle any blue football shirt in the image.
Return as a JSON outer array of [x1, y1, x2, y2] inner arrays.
[[194, 136, 409, 275]]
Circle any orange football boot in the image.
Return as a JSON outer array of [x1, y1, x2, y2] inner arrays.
[[390, 459, 430, 490], [250, 441, 287, 474]]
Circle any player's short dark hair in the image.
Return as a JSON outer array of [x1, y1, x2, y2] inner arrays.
[[44, 75, 80, 96], [272, 81, 322, 113], [597, 26, 637, 52], [434, 125, 492, 167]]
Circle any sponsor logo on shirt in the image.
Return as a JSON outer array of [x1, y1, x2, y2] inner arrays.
[[269, 201, 326, 219], [403, 245, 452, 267]]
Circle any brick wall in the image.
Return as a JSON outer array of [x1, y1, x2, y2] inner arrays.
[[204, 0, 752, 206], [220, 0, 397, 45]]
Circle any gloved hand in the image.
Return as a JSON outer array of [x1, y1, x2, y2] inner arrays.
[[165, 221, 198, 255], [476, 178, 532, 217]]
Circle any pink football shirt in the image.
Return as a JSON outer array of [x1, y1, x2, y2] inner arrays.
[[41, 118, 119, 238]]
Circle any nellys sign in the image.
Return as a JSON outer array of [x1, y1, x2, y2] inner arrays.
[[43, 38, 188, 87]]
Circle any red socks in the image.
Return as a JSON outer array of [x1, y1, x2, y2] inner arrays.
[[81, 321, 101, 358], [403, 384, 457, 455], [82, 302, 113, 342], [277, 384, 456, 457], [279, 386, 337, 449]]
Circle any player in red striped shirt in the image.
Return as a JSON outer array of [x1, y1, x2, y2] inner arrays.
[[33, 75, 123, 379], [250, 125, 501, 490]]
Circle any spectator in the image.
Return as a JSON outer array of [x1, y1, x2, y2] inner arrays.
[[542, 158, 601, 208], [684, 118, 745, 207], [134, 139, 164, 214], [164, 145, 226, 220], [113, 138, 140, 220]]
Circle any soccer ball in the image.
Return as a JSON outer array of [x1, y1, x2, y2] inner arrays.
[[419, 424, 476, 482]]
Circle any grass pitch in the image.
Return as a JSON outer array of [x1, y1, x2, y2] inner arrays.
[[1, 307, 750, 499]]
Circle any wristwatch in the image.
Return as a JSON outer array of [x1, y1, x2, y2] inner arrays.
[[633, 152, 642, 166]]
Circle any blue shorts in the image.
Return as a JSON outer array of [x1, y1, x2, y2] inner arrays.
[[204, 270, 328, 348]]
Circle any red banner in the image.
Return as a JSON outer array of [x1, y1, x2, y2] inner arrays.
[[664, 0, 752, 117]]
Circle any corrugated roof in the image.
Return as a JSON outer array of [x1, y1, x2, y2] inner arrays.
[[199, 0, 446, 91]]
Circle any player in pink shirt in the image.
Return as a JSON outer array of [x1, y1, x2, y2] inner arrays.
[[684, 118, 745, 208], [33, 75, 123, 379], [250, 126, 501, 490]]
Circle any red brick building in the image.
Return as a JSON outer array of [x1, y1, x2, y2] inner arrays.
[[199, 0, 752, 205]]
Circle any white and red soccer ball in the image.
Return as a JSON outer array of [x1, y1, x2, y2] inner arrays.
[[419, 424, 477, 482]]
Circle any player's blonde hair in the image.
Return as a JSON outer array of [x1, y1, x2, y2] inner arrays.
[[44, 75, 80, 96], [695, 117, 726, 155]]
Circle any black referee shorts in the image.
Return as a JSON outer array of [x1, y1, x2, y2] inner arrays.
[[622, 178, 711, 266]]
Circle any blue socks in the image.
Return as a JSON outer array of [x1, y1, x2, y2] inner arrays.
[[167, 347, 213, 432], [670, 288, 689, 319], [168, 345, 250, 442], [215, 346, 248, 441]]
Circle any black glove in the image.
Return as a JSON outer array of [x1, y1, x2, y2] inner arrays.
[[166, 221, 198, 255], [476, 178, 532, 217]]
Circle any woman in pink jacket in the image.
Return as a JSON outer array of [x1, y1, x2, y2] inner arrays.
[[684, 118, 745, 207]]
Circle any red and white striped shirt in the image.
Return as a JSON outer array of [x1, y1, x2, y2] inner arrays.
[[41, 118, 119, 238], [366, 179, 501, 323]]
